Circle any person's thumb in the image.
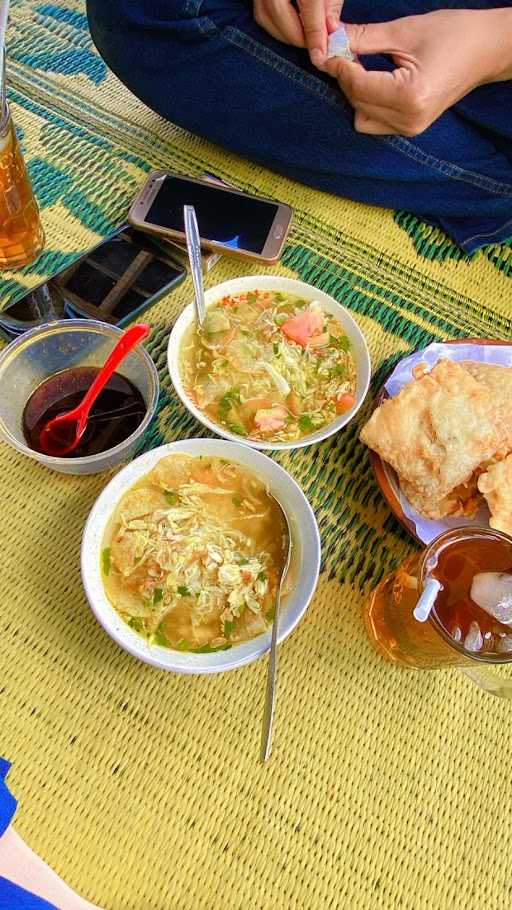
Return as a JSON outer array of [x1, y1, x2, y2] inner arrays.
[[345, 21, 397, 56]]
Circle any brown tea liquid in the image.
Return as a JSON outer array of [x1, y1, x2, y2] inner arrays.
[[363, 530, 512, 669], [23, 366, 146, 458], [0, 109, 45, 268]]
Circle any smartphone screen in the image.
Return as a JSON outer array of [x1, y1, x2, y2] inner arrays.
[[145, 176, 279, 254], [61, 231, 185, 321], [0, 227, 186, 339]]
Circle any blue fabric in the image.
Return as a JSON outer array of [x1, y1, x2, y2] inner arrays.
[[86, 0, 512, 252], [0, 878, 59, 910], [0, 759, 16, 838], [0, 759, 58, 910]]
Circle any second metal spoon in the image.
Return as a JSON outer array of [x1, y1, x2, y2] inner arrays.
[[260, 492, 293, 763], [183, 204, 206, 329]]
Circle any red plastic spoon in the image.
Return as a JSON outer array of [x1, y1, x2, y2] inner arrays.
[[39, 323, 151, 457]]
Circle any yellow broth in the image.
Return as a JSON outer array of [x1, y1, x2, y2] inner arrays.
[[179, 289, 357, 443], [101, 454, 289, 652]]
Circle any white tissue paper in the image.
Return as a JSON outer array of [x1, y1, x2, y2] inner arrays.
[[326, 24, 355, 61], [381, 341, 512, 545]]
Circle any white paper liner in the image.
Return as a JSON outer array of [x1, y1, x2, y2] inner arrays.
[[382, 341, 512, 544], [326, 25, 355, 61]]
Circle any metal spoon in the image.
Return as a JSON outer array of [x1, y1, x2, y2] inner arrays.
[[260, 491, 293, 763], [183, 204, 206, 329]]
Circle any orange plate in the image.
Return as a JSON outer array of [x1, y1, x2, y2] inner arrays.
[[370, 338, 512, 544]]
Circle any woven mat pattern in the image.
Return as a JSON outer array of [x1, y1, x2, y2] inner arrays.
[[2, 3, 512, 908]]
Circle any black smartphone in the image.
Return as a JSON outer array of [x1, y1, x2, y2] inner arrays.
[[0, 225, 187, 340]]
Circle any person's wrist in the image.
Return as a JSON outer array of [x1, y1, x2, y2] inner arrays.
[[479, 8, 512, 83]]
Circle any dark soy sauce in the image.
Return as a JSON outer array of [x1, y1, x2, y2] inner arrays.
[[23, 366, 146, 457]]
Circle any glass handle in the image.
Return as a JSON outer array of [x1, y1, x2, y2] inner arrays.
[[459, 666, 512, 699]]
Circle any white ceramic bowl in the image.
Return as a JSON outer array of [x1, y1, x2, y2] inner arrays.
[[81, 438, 321, 673], [167, 275, 371, 450]]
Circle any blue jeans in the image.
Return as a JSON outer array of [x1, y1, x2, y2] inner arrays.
[[86, 0, 512, 252]]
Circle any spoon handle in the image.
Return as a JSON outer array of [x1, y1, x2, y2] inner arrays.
[[184, 204, 206, 328], [260, 502, 292, 764], [77, 323, 150, 428], [260, 589, 281, 763]]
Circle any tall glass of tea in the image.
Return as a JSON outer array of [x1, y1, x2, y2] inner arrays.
[[0, 99, 44, 268], [364, 527, 512, 698]]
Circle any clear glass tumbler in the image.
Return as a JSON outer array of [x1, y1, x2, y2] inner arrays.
[[0, 99, 44, 268], [363, 527, 512, 698], [0, 319, 159, 475]]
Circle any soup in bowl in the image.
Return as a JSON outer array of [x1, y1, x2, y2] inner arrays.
[[102, 453, 289, 653], [81, 439, 321, 673], [168, 276, 371, 450]]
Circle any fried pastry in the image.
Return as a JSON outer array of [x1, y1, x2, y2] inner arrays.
[[462, 360, 512, 451], [360, 358, 507, 509], [478, 455, 512, 537], [400, 475, 482, 521]]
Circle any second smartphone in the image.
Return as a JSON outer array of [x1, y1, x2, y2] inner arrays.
[[128, 172, 293, 264]]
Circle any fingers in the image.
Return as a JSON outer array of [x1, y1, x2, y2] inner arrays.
[[254, 0, 305, 46], [335, 58, 404, 108], [297, 0, 329, 65], [345, 21, 399, 56], [325, 0, 343, 35], [354, 112, 397, 134]]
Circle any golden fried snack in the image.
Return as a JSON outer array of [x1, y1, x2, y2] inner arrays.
[[462, 360, 512, 451], [360, 358, 507, 508], [401, 476, 482, 520], [478, 454, 512, 537]]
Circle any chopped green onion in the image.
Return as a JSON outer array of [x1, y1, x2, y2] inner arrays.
[[152, 588, 163, 605], [329, 334, 351, 351], [218, 397, 232, 419], [164, 489, 178, 505], [153, 626, 168, 647], [273, 343, 279, 355], [177, 585, 191, 597], [102, 548, 111, 576], [239, 556, 250, 565], [228, 423, 245, 436], [177, 639, 190, 651], [265, 606, 276, 622], [223, 620, 235, 637], [232, 496, 243, 508], [257, 571, 267, 582], [298, 414, 314, 431], [218, 388, 241, 419], [134, 556, 142, 564], [192, 643, 232, 653], [128, 617, 145, 633], [247, 292, 257, 303]]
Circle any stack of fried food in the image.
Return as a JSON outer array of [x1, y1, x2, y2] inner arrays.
[[360, 358, 512, 535]]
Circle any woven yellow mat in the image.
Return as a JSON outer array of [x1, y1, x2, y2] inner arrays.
[[2, 3, 512, 909]]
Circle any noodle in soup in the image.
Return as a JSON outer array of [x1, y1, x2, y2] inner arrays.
[[102, 454, 289, 652], [179, 290, 357, 443]]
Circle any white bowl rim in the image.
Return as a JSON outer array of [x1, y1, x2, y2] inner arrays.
[[81, 438, 321, 674], [167, 275, 371, 450], [0, 319, 159, 467]]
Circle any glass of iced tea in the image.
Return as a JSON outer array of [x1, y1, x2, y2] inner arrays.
[[0, 99, 44, 268], [364, 527, 512, 698]]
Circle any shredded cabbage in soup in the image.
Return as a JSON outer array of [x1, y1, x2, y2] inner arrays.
[[179, 290, 357, 443], [102, 454, 289, 652]]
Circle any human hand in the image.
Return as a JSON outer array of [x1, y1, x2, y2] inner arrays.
[[254, 0, 343, 64], [323, 8, 512, 136]]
